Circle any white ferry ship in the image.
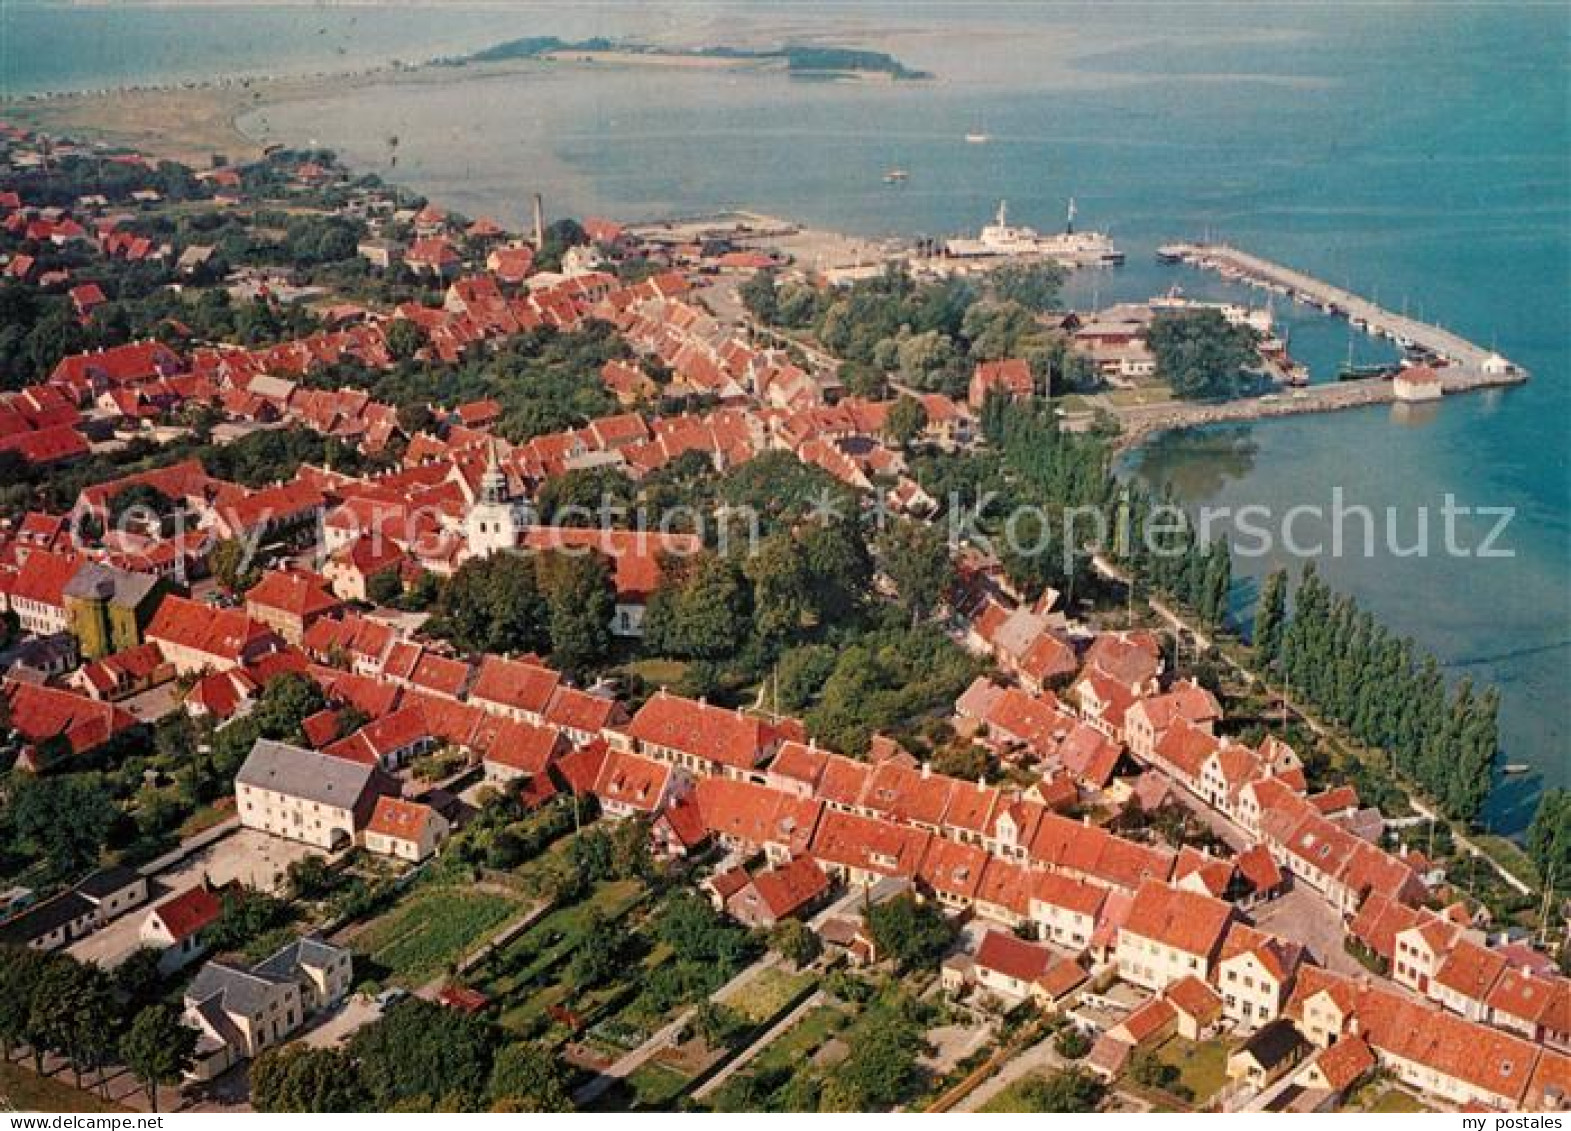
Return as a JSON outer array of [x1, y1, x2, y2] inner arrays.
[[944, 199, 1123, 267]]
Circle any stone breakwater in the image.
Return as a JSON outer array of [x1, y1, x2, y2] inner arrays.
[[1109, 368, 1526, 452]]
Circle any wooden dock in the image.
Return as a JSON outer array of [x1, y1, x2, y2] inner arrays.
[[1156, 242, 1528, 389]]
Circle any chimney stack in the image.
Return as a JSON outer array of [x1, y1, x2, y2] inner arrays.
[[532, 193, 545, 250]]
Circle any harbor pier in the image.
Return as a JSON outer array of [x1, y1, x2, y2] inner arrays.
[[1156, 242, 1528, 393]]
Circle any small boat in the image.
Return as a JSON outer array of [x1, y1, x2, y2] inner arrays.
[[1502, 763, 1532, 776], [883, 168, 909, 184], [964, 131, 991, 144]]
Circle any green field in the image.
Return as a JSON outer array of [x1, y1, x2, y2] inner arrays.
[[352, 885, 523, 986], [0, 1063, 130, 1113]]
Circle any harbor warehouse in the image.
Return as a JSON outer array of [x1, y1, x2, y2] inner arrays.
[[235, 739, 395, 850]]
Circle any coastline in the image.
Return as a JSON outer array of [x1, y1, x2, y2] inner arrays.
[[0, 36, 918, 168]]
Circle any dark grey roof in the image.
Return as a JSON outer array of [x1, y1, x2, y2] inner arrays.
[[186, 961, 288, 1018], [253, 935, 347, 981], [62, 562, 160, 608], [237, 739, 378, 808], [0, 890, 94, 945], [75, 864, 143, 900], [1240, 1018, 1308, 1069]]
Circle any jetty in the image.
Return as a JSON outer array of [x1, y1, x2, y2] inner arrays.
[[1156, 242, 1529, 391]]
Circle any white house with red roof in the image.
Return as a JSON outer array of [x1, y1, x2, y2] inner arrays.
[[1114, 880, 1235, 991], [622, 690, 795, 780], [146, 594, 282, 676], [363, 796, 449, 862], [139, 884, 224, 974], [244, 569, 342, 645]]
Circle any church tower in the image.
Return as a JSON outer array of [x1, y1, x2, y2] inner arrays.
[[465, 439, 528, 558]]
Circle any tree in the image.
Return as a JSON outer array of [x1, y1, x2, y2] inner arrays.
[[209, 538, 261, 592], [1145, 308, 1259, 400], [1527, 789, 1571, 892], [746, 531, 816, 644], [1253, 567, 1288, 673], [251, 1045, 366, 1112], [205, 887, 293, 954], [64, 963, 119, 1089], [739, 268, 780, 323], [655, 890, 757, 974], [643, 552, 751, 662], [350, 999, 499, 1110], [566, 911, 624, 990], [864, 892, 955, 972], [1054, 1025, 1091, 1059], [253, 672, 327, 744], [366, 568, 403, 606], [988, 261, 1065, 313], [286, 855, 336, 901], [768, 919, 822, 969], [535, 549, 615, 676], [884, 394, 927, 450], [9, 775, 116, 880], [0, 946, 48, 1062], [878, 518, 953, 625], [385, 318, 427, 362], [996, 1068, 1105, 1113], [488, 1043, 572, 1112], [433, 552, 549, 655], [824, 1014, 925, 1110], [1128, 1048, 1184, 1095], [121, 1003, 197, 1113]]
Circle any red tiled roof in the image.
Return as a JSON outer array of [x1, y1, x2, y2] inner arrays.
[[482, 719, 566, 775], [148, 594, 278, 665], [245, 569, 340, 621], [748, 855, 830, 921], [149, 884, 222, 942], [975, 928, 1056, 983], [366, 796, 440, 842], [627, 690, 779, 771], [1165, 974, 1223, 1024], [809, 808, 930, 878], [593, 749, 672, 813], [1121, 880, 1233, 959], [469, 654, 561, 716]]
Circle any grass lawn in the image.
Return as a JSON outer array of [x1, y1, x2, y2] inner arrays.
[[746, 1003, 848, 1079], [1363, 1087, 1430, 1113], [720, 965, 813, 1025], [0, 1063, 130, 1113], [351, 885, 522, 987], [982, 1072, 1058, 1113], [624, 1061, 691, 1108], [1107, 386, 1175, 407], [177, 797, 235, 837], [1153, 1036, 1231, 1103], [618, 658, 689, 687], [1471, 834, 1541, 890]]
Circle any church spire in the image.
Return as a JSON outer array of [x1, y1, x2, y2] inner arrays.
[[480, 436, 508, 505]]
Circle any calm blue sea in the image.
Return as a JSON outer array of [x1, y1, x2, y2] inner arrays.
[[4, 2, 1566, 831]]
